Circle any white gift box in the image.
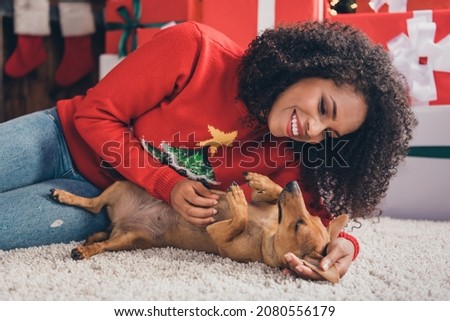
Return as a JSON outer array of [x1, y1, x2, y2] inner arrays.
[[98, 53, 124, 80], [381, 105, 450, 220]]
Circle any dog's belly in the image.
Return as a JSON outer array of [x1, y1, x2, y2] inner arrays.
[[155, 203, 235, 254], [164, 223, 220, 254], [106, 182, 278, 258], [107, 187, 230, 253]]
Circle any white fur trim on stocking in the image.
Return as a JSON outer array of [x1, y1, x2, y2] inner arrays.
[[13, 0, 50, 36], [58, 2, 96, 37]]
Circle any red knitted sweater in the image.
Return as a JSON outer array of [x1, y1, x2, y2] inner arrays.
[[56, 21, 359, 259]]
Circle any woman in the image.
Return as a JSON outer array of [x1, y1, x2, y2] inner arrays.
[[0, 21, 416, 281]]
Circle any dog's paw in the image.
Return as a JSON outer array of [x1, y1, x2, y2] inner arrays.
[[243, 172, 281, 203], [50, 188, 73, 205], [71, 246, 89, 260], [243, 172, 273, 193], [50, 188, 63, 202], [226, 182, 247, 208]]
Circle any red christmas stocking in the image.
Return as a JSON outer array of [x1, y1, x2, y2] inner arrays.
[[55, 2, 96, 87], [4, 0, 50, 78], [4, 36, 47, 78], [55, 36, 95, 87]]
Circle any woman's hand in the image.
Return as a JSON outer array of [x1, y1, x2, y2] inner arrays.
[[170, 179, 220, 227], [282, 237, 355, 280]]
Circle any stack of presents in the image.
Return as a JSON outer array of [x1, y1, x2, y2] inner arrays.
[[102, 0, 449, 220], [100, 0, 330, 76], [330, 0, 450, 221]]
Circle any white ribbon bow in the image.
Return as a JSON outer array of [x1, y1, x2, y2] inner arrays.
[[369, 0, 408, 12], [387, 11, 450, 104]]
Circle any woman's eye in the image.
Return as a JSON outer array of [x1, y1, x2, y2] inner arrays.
[[320, 97, 326, 115]]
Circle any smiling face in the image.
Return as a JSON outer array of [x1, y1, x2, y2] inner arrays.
[[267, 78, 368, 144]]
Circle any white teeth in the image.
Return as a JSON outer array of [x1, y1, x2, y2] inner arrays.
[[291, 114, 299, 136]]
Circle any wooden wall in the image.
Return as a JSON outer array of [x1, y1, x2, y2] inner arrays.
[[0, 1, 105, 122]]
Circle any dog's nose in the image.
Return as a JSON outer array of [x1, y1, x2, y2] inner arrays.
[[284, 181, 300, 193]]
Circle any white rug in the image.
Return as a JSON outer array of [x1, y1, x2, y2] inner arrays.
[[1, 216, 449, 301]]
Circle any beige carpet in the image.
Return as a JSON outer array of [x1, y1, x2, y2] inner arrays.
[[1, 216, 449, 301]]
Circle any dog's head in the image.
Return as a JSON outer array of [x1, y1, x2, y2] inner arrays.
[[273, 181, 348, 284]]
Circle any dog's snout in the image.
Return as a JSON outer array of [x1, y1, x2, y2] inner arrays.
[[284, 181, 300, 194]]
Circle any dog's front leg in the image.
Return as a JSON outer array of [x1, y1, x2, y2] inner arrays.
[[206, 182, 248, 244]]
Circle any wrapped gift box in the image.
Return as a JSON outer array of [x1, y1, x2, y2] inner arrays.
[[380, 106, 450, 220], [201, 0, 330, 49], [101, 0, 196, 79], [136, 21, 177, 47], [99, 21, 177, 79], [99, 54, 124, 79], [331, 10, 450, 106], [104, 0, 201, 55], [356, 0, 450, 13]]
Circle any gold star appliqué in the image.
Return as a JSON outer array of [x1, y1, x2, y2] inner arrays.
[[197, 125, 238, 155]]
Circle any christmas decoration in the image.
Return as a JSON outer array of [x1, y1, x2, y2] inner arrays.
[[201, 0, 330, 49], [100, 0, 196, 79], [104, 0, 197, 55], [356, 0, 450, 13], [331, 9, 450, 106], [4, 0, 51, 78], [387, 11, 450, 105], [55, 1, 96, 87], [367, 0, 408, 12], [329, 0, 357, 14]]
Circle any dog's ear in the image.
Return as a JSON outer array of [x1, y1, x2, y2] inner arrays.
[[301, 214, 348, 284], [301, 257, 340, 284], [296, 215, 348, 284], [327, 214, 349, 240]]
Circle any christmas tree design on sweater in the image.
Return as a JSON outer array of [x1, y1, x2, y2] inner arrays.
[[141, 125, 238, 187]]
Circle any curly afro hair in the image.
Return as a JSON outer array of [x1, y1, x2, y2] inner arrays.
[[238, 20, 417, 219]]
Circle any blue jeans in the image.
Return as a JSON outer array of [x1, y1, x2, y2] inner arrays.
[[0, 108, 109, 250]]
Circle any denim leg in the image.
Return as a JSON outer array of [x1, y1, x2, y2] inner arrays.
[[0, 109, 110, 250], [0, 179, 110, 250], [0, 108, 77, 193]]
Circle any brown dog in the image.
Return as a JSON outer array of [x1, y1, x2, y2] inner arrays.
[[50, 172, 348, 283]]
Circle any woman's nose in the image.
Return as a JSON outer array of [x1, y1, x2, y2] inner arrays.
[[306, 118, 326, 142]]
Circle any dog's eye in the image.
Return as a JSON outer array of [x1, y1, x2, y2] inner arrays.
[[295, 219, 304, 232]]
